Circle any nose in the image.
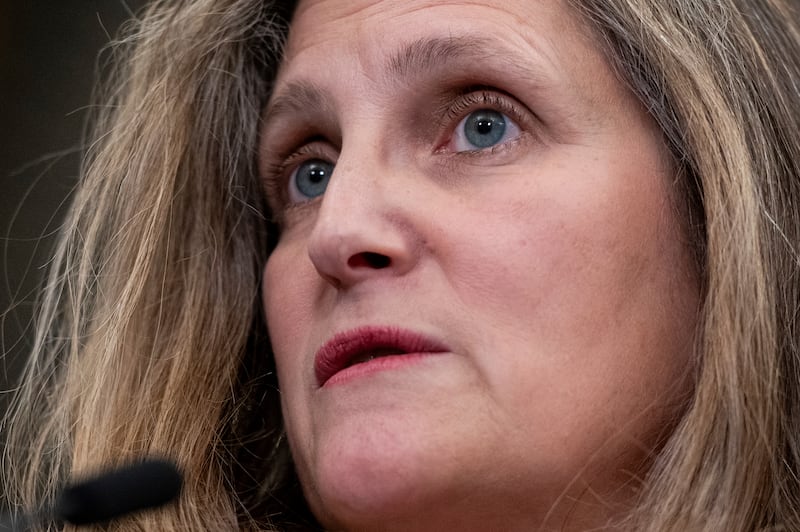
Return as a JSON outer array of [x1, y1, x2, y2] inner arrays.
[[307, 157, 419, 290]]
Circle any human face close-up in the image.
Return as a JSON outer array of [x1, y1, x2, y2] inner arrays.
[[260, 0, 701, 529]]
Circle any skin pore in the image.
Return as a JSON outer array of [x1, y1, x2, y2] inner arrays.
[[260, 0, 700, 530]]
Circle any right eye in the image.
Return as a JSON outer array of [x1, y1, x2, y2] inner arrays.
[[288, 159, 334, 203]]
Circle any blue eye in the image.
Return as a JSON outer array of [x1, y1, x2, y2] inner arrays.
[[452, 109, 520, 151], [289, 159, 333, 202]]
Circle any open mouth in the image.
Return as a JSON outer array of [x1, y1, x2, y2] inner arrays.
[[345, 347, 409, 367], [314, 326, 449, 386]]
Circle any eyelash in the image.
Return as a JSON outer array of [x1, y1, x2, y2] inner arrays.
[[262, 88, 531, 214], [439, 89, 529, 153]]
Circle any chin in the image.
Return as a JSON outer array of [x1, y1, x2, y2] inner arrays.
[[300, 425, 456, 530], [296, 425, 640, 531]]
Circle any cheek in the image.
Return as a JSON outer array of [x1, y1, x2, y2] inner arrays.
[[262, 243, 316, 405], [441, 148, 698, 436], [263, 242, 327, 484], [439, 191, 639, 341], [450, 147, 689, 341]]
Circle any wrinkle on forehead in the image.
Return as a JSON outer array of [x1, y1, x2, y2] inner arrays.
[[270, 0, 642, 145], [284, 0, 574, 71]]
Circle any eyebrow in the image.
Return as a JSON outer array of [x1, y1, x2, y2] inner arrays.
[[387, 35, 499, 79], [262, 79, 333, 128], [262, 34, 548, 128]]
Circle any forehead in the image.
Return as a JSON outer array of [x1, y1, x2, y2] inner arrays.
[[264, 0, 637, 143], [282, 0, 589, 76], [271, 0, 624, 124]]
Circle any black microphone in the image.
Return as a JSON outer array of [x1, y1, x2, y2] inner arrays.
[[0, 458, 183, 531]]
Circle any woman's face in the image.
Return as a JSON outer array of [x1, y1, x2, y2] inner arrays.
[[260, 0, 700, 529]]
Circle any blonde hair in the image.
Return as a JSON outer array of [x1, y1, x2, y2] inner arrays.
[[571, 0, 800, 529], [4, 0, 302, 529], [3, 0, 799, 530]]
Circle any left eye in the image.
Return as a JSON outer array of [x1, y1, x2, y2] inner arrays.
[[288, 158, 334, 203], [451, 109, 521, 151]]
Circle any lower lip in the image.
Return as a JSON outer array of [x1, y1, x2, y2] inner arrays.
[[322, 352, 444, 387]]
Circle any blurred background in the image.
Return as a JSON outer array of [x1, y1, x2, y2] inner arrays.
[[1, 1, 147, 415]]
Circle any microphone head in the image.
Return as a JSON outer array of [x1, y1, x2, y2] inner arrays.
[[55, 458, 183, 525]]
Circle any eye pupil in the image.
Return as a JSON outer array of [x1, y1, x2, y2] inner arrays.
[[476, 119, 493, 135], [464, 109, 506, 149], [309, 167, 326, 183]]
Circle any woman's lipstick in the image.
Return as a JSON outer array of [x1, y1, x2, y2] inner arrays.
[[314, 326, 450, 387]]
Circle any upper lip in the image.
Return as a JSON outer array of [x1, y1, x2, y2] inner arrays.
[[314, 325, 450, 386]]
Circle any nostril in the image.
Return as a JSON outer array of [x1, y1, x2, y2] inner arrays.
[[348, 252, 391, 269]]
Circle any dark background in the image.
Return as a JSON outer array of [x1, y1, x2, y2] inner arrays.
[[1, 1, 147, 411]]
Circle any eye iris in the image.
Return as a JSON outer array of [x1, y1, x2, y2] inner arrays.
[[464, 109, 506, 148], [295, 160, 333, 198]]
